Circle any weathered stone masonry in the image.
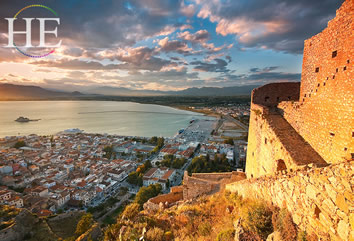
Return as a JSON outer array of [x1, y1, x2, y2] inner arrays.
[[226, 161, 353, 241], [246, 0, 353, 178], [279, 0, 354, 164]]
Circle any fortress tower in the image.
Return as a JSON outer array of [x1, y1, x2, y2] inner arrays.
[[246, 0, 353, 178]]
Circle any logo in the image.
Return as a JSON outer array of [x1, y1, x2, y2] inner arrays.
[[5, 4, 61, 58]]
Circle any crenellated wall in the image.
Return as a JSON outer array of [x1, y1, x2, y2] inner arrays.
[[226, 161, 354, 241]]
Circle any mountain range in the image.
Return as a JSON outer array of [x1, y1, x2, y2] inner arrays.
[[0, 83, 258, 100]]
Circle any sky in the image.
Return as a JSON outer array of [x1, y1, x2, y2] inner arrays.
[[0, 0, 343, 91]]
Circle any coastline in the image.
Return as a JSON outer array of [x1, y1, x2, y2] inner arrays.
[[173, 105, 222, 118]]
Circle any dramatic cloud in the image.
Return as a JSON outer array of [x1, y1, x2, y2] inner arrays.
[[158, 37, 193, 55], [0, 0, 342, 90], [195, 0, 343, 53], [191, 58, 229, 73], [32, 59, 119, 70], [178, 30, 210, 43]]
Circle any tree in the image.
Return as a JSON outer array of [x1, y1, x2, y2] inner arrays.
[[75, 213, 94, 236], [135, 184, 162, 207], [103, 146, 114, 159], [187, 155, 231, 174], [14, 141, 26, 149]]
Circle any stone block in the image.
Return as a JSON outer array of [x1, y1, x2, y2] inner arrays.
[[336, 194, 349, 214], [337, 220, 349, 240]]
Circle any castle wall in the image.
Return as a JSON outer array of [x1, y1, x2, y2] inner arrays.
[[246, 103, 299, 178], [182, 171, 246, 200], [251, 82, 300, 107], [246, 100, 327, 178], [278, 0, 354, 163], [226, 161, 353, 241]]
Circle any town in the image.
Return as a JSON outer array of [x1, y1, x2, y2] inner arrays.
[[0, 105, 249, 222]]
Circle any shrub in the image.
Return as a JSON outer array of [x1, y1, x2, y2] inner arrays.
[[272, 208, 297, 241], [164, 231, 174, 240], [216, 228, 235, 241], [241, 201, 273, 240], [145, 227, 165, 241], [75, 213, 94, 236], [297, 230, 307, 241], [122, 203, 140, 220], [14, 140, 26, 149], [198, 222, 212, 236]]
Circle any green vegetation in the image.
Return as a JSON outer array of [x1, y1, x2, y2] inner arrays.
[[127, 160, 152, 186], [103, 145, 114, 159], [103, 190, 282, 241], [134, 184, 162, 207], [216, 228, 235, 241], [150, 137, 165, 154], [187, 154, 232, 174], [87, 197, 119, 217], [14, 140, 26, 149], [122, 203, 140, 220], [272, 208, 297, 241], [160, 154, 187, 169], [241, 200, 273, 240], [102, 202, 128, 225], [75, 213, 94, 236]]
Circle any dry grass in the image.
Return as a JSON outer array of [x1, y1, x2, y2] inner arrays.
[[104, 190, 302, 241]]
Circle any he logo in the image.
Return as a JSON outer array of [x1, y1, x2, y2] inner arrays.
[[4, 5, 61, 58]]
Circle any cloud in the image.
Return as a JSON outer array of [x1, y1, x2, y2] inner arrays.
[[158, 37, 194, 55], [178, 30, 210, 43], [0, 0, 197, 49], [191, 58, 229, 72], [195, 0, 344, 53], [31, 59, 119, 70], [210, 66, 301, 86], [180, 2, 196, 17]]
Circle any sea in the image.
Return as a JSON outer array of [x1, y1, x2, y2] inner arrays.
[[0, 101, 209, 137]]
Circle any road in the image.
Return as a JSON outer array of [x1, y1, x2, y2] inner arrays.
[[224, 115, 248, 131]]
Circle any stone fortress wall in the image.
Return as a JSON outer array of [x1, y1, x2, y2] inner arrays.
[[226, 161, 353, 241], [144, 2, 353, 239], [144, 171, 246, 212], [228, 1, 354, 240], [278, 0, 353, 164], [183, 171, 246, 200], [246, 0, 353, 178]]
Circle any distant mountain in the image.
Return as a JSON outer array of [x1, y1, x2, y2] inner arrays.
[[87, 85, 258, 96], [168, 85, 258, 96], [0, 83, 257, 100], [0, 83, 83, 100], [85, 86, 167, 96]]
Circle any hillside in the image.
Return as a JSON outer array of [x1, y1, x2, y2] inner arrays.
[[0, 206, 86, 241], [0, 83, 84, 100], [86, 85, 258, 97], [102, 190, 305, 241], [0, 83, 257, 100]]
